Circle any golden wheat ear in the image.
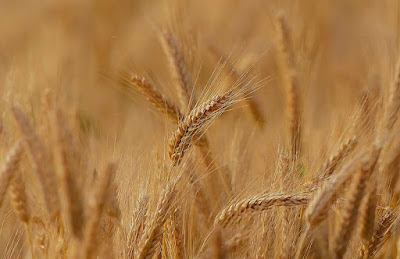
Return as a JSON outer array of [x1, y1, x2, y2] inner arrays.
[[215, 193, 309, 228], [160, 29, 194, 112], [51, 107, 85, 239], [11, 106, 61, 222], [137, 177, 180, 259], [275, 13, 302, 159], [359, 207, 396, 258], [81, 163, 116, 259], [119, 72, 183, 123], [169, 90, 237, 166]]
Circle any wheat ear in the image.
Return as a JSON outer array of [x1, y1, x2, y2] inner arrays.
[[169, 91, 234, 166], [12, 107, 61, 221], [160, 30, 193, 111], [215, 193, 309, 228], [305, 146, 380, 227], [82, 163, 115, 259], [127, 194, 150, 259], [0, 140, 23, 208], [358, 183, 377, 248], [275, 13, 301, 158], [359, 207, 395, 258], [137, 177, 180, 259], [121, 73, 182, 123], [330, 145, 379, 258], [52, 108, 85, 238], [9, 170, 34, 258]]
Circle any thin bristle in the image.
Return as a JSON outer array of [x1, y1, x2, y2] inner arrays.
[[208, 45, 265, 127]]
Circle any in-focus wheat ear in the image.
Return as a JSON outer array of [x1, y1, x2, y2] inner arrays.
[[121, 73, 182, 123], [215, 193, 309, 228], [169, 91, 234, 165], [11, 106, 61, 221]]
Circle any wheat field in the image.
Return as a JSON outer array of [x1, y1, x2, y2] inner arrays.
[[1, 0, 400, 258]]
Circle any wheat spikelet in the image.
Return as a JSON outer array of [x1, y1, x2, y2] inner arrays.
[[330, 146, 379, 259], [359, 207, 395, 259], [12, 106, 61, 221], [121, 73, 182, 123], [275, 13, 301, 158], [160, 30, 193, 111], [215, 193, 309, 228], [82, 163, 115, 259], [137, 178, 179, 259], [127, 194, 150, 259], [0, 140, 23, 208], [52, 108, 85, 238], [169, 91, 234, 165]]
